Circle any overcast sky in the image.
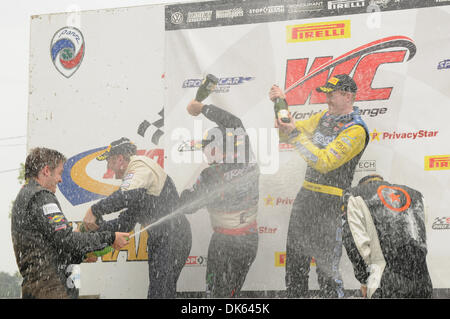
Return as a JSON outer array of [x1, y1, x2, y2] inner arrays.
[[0, 0, 184, 275]]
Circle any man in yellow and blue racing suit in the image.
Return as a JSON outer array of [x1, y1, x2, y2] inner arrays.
[[269, 74, 369, 298]]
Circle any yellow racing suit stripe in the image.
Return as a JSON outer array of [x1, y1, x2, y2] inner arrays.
[[303, 180, 343, 196], [288, 124, 367, 174], [293, 110, 326, 135]]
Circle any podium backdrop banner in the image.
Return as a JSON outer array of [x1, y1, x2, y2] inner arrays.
[[28, 1, 450, 297]]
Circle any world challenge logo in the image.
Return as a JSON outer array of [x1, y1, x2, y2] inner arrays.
[[432, 217, 450, 230], [50, 26, 85, 78], [284, 35, 416, 105]]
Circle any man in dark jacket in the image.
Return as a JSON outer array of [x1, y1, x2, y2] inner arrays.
[[83, 138, 192, 299], [341, 174, 433, 298], [11, 147, 130, 299], [178, 99, 259, 298]]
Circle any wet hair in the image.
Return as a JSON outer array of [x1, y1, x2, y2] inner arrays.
[[109, 142, 137, 161], [25, 147, 67, 180], [96, 137, 137, 162]]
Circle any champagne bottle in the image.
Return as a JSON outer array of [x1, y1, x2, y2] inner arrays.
[[274, 97, 291, 123], [85, 246, 113, 259], [78, 223, 114, 258], [195, 74, 218, 102]]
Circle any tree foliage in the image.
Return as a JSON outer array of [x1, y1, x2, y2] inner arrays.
[[18, 162, 25, 185], [0, 271, 21, 298], [9, 163, 25, 219], [3, 167, 24, 297]]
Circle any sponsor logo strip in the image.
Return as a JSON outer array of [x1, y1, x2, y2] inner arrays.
[[165, 0, 440, 30]]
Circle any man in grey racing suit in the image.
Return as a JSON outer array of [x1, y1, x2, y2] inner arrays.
[[178, 99, 259, 298]]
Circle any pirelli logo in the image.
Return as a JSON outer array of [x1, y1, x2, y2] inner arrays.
[[287, 20, 351, 43], [275, 252, 286, 267], [425, 155, 450, 171], [275, 252, 316, 267]]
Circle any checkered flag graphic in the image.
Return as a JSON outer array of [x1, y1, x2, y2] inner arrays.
[[137, 108, 164, 145], [433, 217, 447, 224]]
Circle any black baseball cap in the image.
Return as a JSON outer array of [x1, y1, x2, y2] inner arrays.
[[96, 137, 137, 161], [201, 126, 251, 163], [316, 74, 358, 94], [201, 126, 246, 149]]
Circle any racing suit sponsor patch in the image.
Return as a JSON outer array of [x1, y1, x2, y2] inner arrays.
[[55, 224, 68, 231], [42, 203, 61, 215], [294, 141, 319, 163], [123, 173, 134, 180], [329, 148, 342, 159], [47, 214, 67, 224], [120, 182, 131, 189]]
